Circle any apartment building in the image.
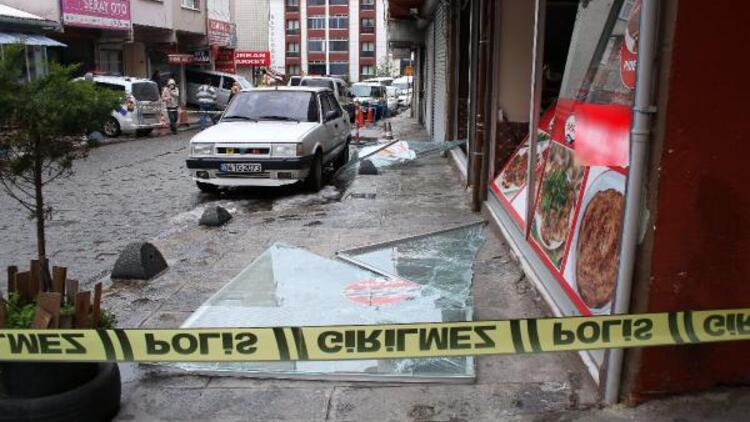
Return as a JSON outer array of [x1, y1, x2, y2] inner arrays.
[[273, 0, 388, 82]]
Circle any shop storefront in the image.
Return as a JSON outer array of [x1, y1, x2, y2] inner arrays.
[[486, 0, 644, 396]]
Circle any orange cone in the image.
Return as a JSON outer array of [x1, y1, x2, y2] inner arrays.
[[366, 107, 374, 124], [179, 109, 189, 126], [355, 105, 365, 127], [159, 109, 169, 136]]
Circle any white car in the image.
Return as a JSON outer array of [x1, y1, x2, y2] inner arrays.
[[86, 75, 163, 137], [186, 87, 351, 192]]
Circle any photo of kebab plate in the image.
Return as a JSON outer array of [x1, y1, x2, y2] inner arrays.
[[533, 143, 584, 266], [499, 132, 551, 196]]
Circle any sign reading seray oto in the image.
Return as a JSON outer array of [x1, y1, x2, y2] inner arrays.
[[62, 0, 131, 30], [1, 309, 749, 363]]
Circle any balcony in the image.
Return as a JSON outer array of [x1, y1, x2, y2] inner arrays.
[[285, 6, 299, 12], [360, 3, 375, 11], [286, 28, 300, 35], [360, 26, 375, 34], [360, 50, 375, 57], [286, 51, 300, 57]]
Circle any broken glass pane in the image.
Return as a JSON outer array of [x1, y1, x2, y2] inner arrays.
[[168, 240, 482, 381]]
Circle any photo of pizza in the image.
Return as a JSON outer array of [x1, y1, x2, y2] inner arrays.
[[565, 169, 626, 312]]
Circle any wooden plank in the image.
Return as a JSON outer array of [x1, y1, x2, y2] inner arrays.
[[92, 283, 102, 327], [74, 291, 91, 328], [0, 298, 6, 328], [52, 266, 67, 295], [37, 292, 62, 329], [15, 271, 32, 302], [65, 279, 79, 305], [7, 266, 17, 294], [29, 260, 41, 298], [31, 308, 52, 329]]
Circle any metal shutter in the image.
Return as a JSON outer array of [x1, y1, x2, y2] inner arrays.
[[424, 22, 435, 135], [432, 3, 448, 143]]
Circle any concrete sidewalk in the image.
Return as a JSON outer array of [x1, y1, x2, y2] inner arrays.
[[106, 111, 748, 421]]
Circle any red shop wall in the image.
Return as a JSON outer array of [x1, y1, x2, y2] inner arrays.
[[625, 1, 750, 401]]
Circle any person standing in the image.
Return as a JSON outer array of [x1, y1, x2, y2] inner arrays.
[[196, 78, 217, 130], [162, 79, 180, 134], [229, 81, 242, 103]]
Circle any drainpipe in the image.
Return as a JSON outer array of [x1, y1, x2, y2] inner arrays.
[[471, 0, 489, 211], [525, 0, 546, 233], [604, 0, 659, 404]]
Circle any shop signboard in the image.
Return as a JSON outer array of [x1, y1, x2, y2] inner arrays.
[[235, 51, 270, 67], [192, 50, 211, 65], [61, 0, 131, 30], [207, 0, 234, 47], [215, 48, 236, 73], [490, 0, 639, 317], [167, 54, 194, 65]]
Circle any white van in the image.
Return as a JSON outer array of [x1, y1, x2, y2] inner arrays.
[[185, 69, 253, 108], [87, 75, 163, 137]]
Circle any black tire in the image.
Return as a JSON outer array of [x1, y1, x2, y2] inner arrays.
[[136, 128, 154, 137], [305, 152, 323, 192], [103, 117, 121, 138], [0, 363, 121, 422], [335, 140, 350, 169], [196, 181, 219, 193]]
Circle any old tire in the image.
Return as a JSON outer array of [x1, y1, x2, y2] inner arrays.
[[0, 363, 121, 422], [305, 152, 323, 192], [196, 181, 219, 193], [103, 117, 121, 138]]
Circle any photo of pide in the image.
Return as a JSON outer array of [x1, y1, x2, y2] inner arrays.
[[495, 131, 550, 198], [530, 142, 585, 268], [563, 167, 626, 313]]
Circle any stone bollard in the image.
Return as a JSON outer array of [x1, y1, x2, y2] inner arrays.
[[199, 206, 232, 227], [111, 242, 168, 280]]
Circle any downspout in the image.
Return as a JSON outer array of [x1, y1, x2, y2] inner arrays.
[[525, 0, 546, 233], [470, 0, 489, 211], [604, 0, 659, 404], [477, 0, 494, 202]]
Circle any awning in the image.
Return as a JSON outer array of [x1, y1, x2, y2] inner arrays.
[[0, 32, 66, 47]]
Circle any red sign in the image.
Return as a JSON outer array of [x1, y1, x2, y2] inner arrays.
[[208, 18, 233, 46], [235, 51, 270, 67], [344, 279, 422, 306], [61, 0, 131, 30], [214, 48, 236, 73], [167, 54, 194, 65], [619, 0, 641, 89], [574, 103, 632, 167]]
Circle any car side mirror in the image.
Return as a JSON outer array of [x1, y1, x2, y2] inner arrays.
[[325, 110, 337, 121]]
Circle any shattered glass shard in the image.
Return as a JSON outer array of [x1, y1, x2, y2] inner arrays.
[[169, 238, 483, 381]]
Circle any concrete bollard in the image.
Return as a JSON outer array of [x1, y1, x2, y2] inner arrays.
[[199, 206, 232, 227], [111, 242, 168, 280]]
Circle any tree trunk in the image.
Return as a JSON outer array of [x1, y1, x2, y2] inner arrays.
[[33, 142, 50, 290]]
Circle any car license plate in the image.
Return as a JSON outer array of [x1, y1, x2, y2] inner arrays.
[[220, 163, 262, 173]]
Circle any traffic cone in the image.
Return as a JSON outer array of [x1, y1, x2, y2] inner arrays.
[[355, 105, 365, 128], [179, 109, 189, 127], [159, 109, 169, 136], [366, 107, 374, 124]]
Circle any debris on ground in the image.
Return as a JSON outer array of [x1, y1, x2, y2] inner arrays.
[[199, 206, 232, 227], [111, 242, 168, 280], [358, 159, 379, 175]]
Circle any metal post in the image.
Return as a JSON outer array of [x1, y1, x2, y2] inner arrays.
[[604, 0, 659, 404], [525, 0, 546, 235]]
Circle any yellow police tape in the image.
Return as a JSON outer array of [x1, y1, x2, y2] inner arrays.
[[1, 309, 748, 362]]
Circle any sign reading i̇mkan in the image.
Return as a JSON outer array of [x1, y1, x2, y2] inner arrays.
[[61, 0, 132, 31]]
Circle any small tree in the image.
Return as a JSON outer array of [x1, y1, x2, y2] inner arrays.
[[0, 46, 121, 282], [376, 58, 398, 78]]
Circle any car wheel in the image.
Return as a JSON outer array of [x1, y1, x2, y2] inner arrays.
[[103, 117, 121, 138], [136, 128, 154, 137], [335, 140, 350, 169], [196, 181, 219, 193], [305, 152, 323, 192]]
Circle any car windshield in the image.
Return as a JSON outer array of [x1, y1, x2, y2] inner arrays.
[[131, 82, 160, 101], [351, 84, 376, 97], [301, 79, 335, 90], [222, 91, 318, 122]]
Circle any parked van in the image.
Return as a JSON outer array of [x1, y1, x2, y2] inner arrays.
[[85, 75, 163, 137], [185, 69, 253, 109], [296, 76, 355, 122]]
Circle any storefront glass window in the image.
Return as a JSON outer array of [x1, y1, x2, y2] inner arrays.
[[490, 0, 641, 317]]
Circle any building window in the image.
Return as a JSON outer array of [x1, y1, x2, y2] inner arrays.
[[286, 64, 301, 76], [287, 42, 300, 57], [361, 18, 375, 33], [329, 15, 348, 29], [361, 0, 375, 10], [308, 0, 325, 5], [361, 41, 375, 57], [181, 0, 199, 10], [308, 39, 325, 52], [285, 0, 299, 12], [309, 62, 326, 75], [99, 49, 123, 75], [329, 62, 349, 77], [360, 64, 375, 77], [308, 16, 326, 29], [328, 39, 348, 52], [286, 19, 300, 34], [330, 0, 348, 5]]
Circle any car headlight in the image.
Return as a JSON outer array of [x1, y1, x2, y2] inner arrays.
[[272, 144, 302, 157], [191, 143, 214, 156]]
